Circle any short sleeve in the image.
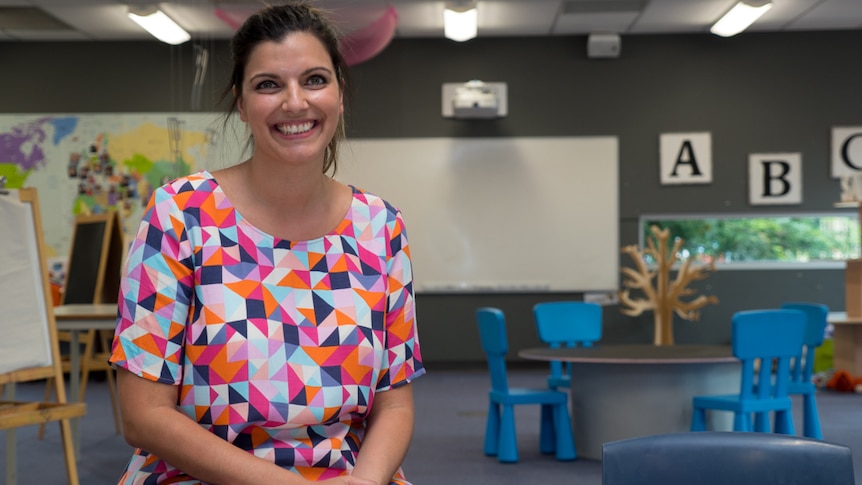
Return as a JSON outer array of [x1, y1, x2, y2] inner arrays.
[[109, 185, 195, 384], [377, 209, 425, 391]]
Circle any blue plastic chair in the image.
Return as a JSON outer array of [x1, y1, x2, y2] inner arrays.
[[532, 301, 602, 389], [691, 309, 806, 434], [780, 301, 829, 439], [476, 307, 577, 463], [602, 431, 855, 485]]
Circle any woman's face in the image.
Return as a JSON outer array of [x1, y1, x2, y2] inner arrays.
[[237, 32, 343, 168]]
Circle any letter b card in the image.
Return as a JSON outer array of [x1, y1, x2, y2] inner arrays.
[[749, 153, 801, 205]]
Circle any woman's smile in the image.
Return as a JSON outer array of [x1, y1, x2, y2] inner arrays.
[[274, 120, 316, 136]]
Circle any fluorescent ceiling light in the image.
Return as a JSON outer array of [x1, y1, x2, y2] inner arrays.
[[710, 0, 773, 37], [444, 5, 477, 42], [128, 6, 190, 45]]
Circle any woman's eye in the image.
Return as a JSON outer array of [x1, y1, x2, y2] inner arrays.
[[256, 80, 278, 90], [306, 74, 328, 87]]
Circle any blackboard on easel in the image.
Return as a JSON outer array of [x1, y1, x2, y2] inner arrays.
[[62, 211, 123, 305]]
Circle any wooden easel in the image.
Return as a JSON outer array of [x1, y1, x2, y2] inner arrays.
[[40, 210, 124, 437], [0, 188, 87, 485]]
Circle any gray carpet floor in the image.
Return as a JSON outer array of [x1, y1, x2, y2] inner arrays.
[[2, 367, 860, 484]]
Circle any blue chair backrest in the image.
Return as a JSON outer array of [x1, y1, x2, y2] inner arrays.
[[477, 307, 510, 394], [732, 309, 806, 400], [780, 302, 828, 382], [602, 431, 856, 485], [533, 301, 602, 347]]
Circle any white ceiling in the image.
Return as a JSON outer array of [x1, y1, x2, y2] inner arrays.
[[0, 0, 859, 42]]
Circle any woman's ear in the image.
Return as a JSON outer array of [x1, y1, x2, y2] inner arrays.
[[234, 85, 248, 122], [338, 84, 344, 115]]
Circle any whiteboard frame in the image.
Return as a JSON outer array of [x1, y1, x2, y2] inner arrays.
[[337, 136, 619, 293]]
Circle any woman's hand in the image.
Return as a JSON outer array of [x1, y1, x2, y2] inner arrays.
[[318, 477, 377, 485], [350, 383, 415, 485]]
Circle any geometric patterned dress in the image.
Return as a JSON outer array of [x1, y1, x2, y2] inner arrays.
[[109, 171, 425, 484]]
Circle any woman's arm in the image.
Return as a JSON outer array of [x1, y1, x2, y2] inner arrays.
[[350, 383, 415, 485], [117, 369, 375, 485]]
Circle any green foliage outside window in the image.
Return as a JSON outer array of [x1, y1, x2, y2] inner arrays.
[[641, 215, 860, 265]]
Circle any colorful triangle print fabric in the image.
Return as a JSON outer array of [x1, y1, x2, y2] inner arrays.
[[110, 171, 424, 484]]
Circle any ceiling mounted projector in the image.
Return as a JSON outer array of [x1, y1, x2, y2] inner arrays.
[[441, 80, 508, 120]]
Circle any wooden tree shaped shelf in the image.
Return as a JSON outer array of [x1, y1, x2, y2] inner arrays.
[[618, 225, 719, 346]]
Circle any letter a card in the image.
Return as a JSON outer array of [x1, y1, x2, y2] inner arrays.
[[659, 132, 712, 185]]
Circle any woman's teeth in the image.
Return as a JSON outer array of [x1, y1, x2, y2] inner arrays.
[[276, 122, 314, 135]]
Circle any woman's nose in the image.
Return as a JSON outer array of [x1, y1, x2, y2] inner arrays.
[[281, 84, 308, 111]]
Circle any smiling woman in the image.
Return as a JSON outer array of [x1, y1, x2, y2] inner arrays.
[[108, 3, 424, 485]]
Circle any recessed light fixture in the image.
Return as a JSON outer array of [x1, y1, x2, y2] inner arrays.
[[127, 6, 190, 45], [710, 0, 773, 38], [444, 1, 477, 42]]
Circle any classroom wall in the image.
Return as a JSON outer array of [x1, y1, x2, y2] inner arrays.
[[2, 30, 858, 364]]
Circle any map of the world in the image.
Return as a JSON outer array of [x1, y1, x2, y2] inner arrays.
[[0, 113, 245, 271]]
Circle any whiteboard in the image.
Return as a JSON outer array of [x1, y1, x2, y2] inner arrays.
[[0, 191, 53, 373], [336, 137, 619, 292]]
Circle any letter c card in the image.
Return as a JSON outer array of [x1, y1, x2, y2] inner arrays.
[[832, 126, 862, 178]]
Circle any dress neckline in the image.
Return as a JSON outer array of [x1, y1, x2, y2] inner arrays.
[[199, 170, 356, 245]]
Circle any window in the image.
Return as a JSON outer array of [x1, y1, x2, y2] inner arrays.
[[640, 213, 860, 269]]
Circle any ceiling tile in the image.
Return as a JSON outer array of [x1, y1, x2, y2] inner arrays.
[[782, 0, 862, 31], [38, 5, 152, 40], [0, 6, 74, 30], [479, 0, 561, 37], [630, 0, 731, 34], [554, 11, 640, 34], [160, 4, 235, 38], [392, 1, 445, 37], [3, 29, 91, 40]]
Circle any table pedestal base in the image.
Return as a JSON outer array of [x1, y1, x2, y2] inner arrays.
[[569, 361, 741, 460]]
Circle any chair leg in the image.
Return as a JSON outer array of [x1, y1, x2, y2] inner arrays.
[[802, 392, 823, 439], [78, 330, 97, 402], [690, 406, 707, 431], [498, 404, 519, 463], [96, 330, 122, 434], [539, 404, 556, 454], [754, 411, 770, 432], [733, 412, 751, 432], [552, 403, 576, 461], [774, 410, 795, 435], [484, 402, 500, 456]]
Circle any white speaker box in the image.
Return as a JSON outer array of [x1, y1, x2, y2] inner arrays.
[[587, 33, 621, 59]]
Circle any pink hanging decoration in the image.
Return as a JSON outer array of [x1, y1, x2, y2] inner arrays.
[[339, 6, 398, 66], [214, 7, 247, 30], [214, 5, 398, 66]]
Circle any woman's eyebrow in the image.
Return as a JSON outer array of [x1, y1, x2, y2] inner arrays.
[[248, 66, 334, 82]]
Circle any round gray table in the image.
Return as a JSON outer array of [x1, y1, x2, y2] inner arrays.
[[518, 344, 740, 460]]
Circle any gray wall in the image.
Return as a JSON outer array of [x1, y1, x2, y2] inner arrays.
[[2, 30, 858, 365]]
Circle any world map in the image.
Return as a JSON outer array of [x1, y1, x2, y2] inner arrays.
[[0, 113, 245, 262]]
